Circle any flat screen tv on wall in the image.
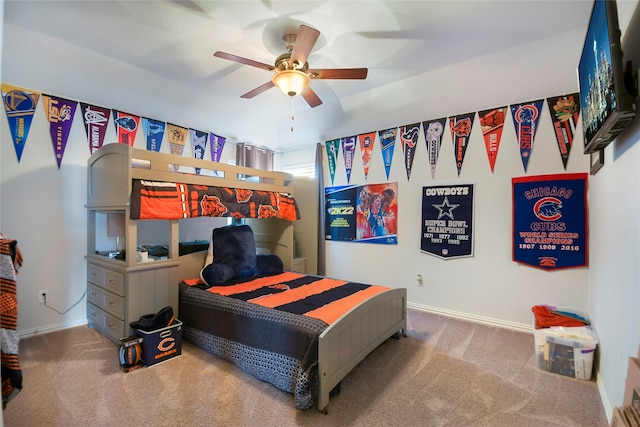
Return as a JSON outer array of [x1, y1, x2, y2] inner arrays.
[[578, 0, 636, 154]]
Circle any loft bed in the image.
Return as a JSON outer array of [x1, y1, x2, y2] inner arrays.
[[87, 143, 407, 413]]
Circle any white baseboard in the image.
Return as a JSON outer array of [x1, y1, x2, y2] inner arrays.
[[18, 319, 88, 338], [407, 302, 532, 333]]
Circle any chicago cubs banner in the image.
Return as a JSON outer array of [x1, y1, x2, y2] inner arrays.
[[325, 182, 398, 245], [421, 182, 474, 259], [512, 173, 588, 270]]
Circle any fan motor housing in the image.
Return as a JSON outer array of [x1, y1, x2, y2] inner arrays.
[[274, 53, 309, 72]]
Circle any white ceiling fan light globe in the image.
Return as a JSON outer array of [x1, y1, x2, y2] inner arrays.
[[272, 69, 311, 97]]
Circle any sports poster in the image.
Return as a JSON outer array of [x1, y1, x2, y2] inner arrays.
[[325, 182, 398, 245], [421, 182, 474, 259], [512, 173, 588, 270], [547, 93, 580, 169]]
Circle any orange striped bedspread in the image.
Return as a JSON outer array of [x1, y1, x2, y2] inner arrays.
[[205, 272, 389, 326]]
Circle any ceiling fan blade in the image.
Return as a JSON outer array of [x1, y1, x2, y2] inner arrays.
[[290, 25, 320, 66], [214, 51, 273, 71], [301, 87, 323, 108], [240, 81, 275, 99], [308, 68, 368, 80]]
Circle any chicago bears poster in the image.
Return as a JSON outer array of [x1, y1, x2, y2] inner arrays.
[[512, 173, 588, 270], [421, 183, 475, 259]]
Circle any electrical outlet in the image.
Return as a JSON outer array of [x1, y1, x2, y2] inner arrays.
[[38, 289, 48, 304], [416, 274, 424, 287]]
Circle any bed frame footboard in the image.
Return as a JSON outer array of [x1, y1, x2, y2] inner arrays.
[[316, 287, 407, 413]]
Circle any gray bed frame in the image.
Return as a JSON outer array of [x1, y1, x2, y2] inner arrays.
[[91, 143, 407, 412]]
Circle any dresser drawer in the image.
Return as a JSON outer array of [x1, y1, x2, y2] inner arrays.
[[87, 283, 105, 307], [103, 269, 124, 296], [103, 290, 125, 319], [103, 311, 125, 342], [87, 302, 105, 330], [87, 264, 106, 286]]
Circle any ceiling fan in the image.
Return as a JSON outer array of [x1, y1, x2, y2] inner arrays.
[[213, 24, 368, 108]]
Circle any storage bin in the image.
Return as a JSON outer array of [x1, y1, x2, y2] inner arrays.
[[135, 320, 182, 366], [533, 324, 598, 380]]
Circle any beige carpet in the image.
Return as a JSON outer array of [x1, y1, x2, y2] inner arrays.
[[2, 309, 608, 426]]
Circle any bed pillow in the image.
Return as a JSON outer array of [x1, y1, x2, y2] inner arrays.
[[200, 224, 284, 286]]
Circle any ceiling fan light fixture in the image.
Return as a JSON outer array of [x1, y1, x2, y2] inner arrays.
[[272, 69, 310, 97]]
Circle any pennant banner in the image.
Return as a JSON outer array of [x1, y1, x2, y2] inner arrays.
[[2, 84, 40, 162], [341, 136, 357, 184], [325, 182, 398, 245], [547, 93, 580, 170], [512, 173, 588, 270], [190, 128, 208, 174], [42, 94, 78, 169], [478, 106, 507, 173], [449, 112, 475, 176], [378, 127, 397, 180], [510, 99, 544, 173], [358, 132, 376, 181], [421, 182, 475, 259], [80, 102, 111, 154], [210, 133, 226, 163], [142, 117, 166, 152], [325, 139, 340, 185], [113, 110, 140, 147], [422, 118, 447, 179], [167, 123, 188, 172], [400, 123, 421, 181]]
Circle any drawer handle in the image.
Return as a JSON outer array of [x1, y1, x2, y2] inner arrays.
[[108, 324, 116, 330], [90, 292, 97, 297], [91, 313, 97, 318], [108, 279, 116, 284], [108, 302, 115, 307], [91, 272, 97, 277]]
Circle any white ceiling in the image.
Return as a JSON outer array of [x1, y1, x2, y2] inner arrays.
[[4, 0, 601, 150]]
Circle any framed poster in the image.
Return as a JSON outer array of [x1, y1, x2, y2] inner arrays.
[[325, 182, 398, 245], [512, 173, 588, 270], [421, 182, 475, 259]]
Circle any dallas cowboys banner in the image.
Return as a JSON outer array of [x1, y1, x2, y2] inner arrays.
[[512, 173, 588, 270], [421, 182, 474, 259]]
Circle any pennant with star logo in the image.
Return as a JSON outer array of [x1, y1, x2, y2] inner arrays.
[[422, 118, 447, 179], [190, 128, 208, 174], [358, 132, 376, 181], [325, 139, 340, 185], [421, 182, 475, 259], [2, 83, 40, 163]]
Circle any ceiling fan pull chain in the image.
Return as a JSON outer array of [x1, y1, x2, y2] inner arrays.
[[290, 96, 295, 132]]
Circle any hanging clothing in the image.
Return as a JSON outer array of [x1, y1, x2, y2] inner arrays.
[[1, 233, 23, 408]]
